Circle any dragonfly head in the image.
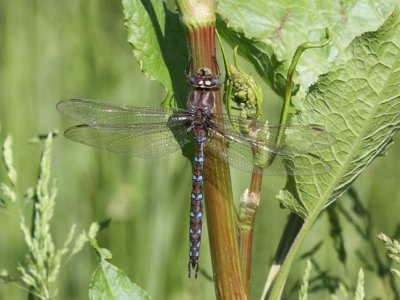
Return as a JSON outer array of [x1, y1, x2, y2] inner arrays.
[[187, 67, 220, 89]]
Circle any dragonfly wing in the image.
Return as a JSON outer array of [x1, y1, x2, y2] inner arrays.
[[209, 113, 335, 153], [57, 98, 189, 126], [206, 132, 331, 176], [64, 124, 190, 157]]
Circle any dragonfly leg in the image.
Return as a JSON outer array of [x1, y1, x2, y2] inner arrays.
[[212, 54, 220, 77], [185, 55, 193, 77]]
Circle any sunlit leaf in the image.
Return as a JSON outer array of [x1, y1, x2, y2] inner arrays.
[[89, 260, 151, 300], [217, 0, 396, 99], [277, 5, 400, 218], [122, 0, 188, 106]]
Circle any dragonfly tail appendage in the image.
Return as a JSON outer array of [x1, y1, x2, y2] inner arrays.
[[188, 261, 199, 279]]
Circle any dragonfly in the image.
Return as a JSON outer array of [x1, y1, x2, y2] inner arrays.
[[57, 66, 333, 278]]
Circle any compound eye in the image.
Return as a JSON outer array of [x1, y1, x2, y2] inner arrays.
[[211, 79, 219, 86]]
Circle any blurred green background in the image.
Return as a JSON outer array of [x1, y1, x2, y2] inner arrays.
[[1, 1, 399, 299]]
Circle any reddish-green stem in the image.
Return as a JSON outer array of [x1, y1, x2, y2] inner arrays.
[[237, 169, 262, 297], [176, 0, 246, 298], [216, 33, 263, 297]]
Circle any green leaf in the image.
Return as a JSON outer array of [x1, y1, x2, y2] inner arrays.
[[278, 5, 400, 218], [217, 0, 396, 99], [89, 260, 151, 300], [87, 235, 151, 299], [122, 0, 189, 107]]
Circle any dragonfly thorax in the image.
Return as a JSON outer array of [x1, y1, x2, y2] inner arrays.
[[191, 109, 209, 127], [187, 89, 215, 113]]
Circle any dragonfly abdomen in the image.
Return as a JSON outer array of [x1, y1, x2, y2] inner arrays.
[[188, 126, 206, 278]]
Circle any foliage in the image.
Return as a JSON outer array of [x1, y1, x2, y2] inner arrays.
[[378, 233, 400, 279], [278, 6, 400, 216], [122, 0, 188, 106], [124, 0, 400, 297], [217, 0, 397, 100], [0, 133, 92, 299], [327, 268, 365, 300], [354, 269, 365, 300], [298, 259, 312, 300], [123, 0, 400, 217], [1, 0, 400, 299], [88, 235, 151, 300]]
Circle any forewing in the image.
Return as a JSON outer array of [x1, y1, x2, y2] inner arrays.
[[57, 98, 189, 126], [64, 124, 190, 157]]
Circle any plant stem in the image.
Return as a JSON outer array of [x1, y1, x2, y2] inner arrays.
[[237, 169, 262, 298], [262, 214, 303, 299], [217, 29, 262, 298], [176, 0, 246, 298], [275, 28, 332, 146], [267, 213, 319, 299]]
